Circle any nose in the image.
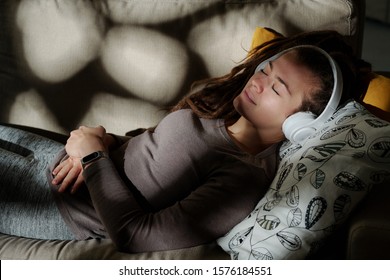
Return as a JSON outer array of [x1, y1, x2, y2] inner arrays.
[[252, 74, 268, 94]]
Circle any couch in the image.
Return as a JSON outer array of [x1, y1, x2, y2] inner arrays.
[[366, 0, 390, 24], [1, 0, 389, 260]]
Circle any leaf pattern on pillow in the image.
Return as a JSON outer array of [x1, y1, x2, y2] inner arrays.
[[287, 208, 303, 227], [310, 169, 326, 189], [293, 163, 307, 180], [370, 170, 390, 184], [320, 124, 355, 140], [346, 129, 366, 148], [218, 101, 390, 260], [276, 230, 302, 251], [365, 118, 389, 128], [334, 171, 367, 191], [251, 246, 273, 260], [333, 194, 351, 222], [369, 137, 390, 162], [305, 197, 327, 229], [301, 141, 346, 162], [262, 192, 282, 211], [228, 226, 253, 250], [286, 185, 300, 207], [275, 163, 293, 190], [256, 215, 281, 230]]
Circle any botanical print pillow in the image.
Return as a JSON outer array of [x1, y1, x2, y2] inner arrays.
[[217, 101, 390, 259]]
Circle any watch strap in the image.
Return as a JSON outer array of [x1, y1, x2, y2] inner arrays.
[[81, 151, 108, 169]]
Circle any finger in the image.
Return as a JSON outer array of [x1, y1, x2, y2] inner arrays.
[[58, 165, 80, 193], [71, 173, 85, 194], [52, 161, 72, 185], [57, 174, 74, 193], [52, 159, 68, 176], [52, 157, 73, 173]]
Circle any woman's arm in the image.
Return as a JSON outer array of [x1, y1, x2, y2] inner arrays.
[[104, 133, 132, 151], [52, 126, 131, 193], [83, 157, 266, 253]]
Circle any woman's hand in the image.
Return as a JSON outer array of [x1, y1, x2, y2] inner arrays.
[[65, 125, 107, 159], [53, 125, 109, 194], [52, 157, 84, 194]]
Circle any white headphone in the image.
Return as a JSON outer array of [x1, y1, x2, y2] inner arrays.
[[255, 45, 343, 144]]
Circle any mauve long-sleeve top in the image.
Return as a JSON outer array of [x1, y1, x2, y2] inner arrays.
[[48, 109, 279, 253]]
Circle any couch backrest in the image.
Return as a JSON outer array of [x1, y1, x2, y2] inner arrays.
[[1, 0, 365, 134]]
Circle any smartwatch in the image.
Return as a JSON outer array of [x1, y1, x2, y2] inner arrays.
[[81, 151, 108, 169]]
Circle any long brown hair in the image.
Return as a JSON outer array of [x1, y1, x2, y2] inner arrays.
[[171, 30, 371, 125]]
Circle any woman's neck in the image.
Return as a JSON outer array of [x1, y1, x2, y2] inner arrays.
[[227, 117, 284, 154]]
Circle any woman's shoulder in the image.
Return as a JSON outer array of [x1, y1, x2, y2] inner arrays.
[[150, 109, 195, 139], [158, 109, 200, 128], [165, 108, 195, 119]]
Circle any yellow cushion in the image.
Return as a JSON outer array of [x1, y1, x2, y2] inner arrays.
[[250, 27, 282, 50], [250, 27, 390, 121], [362, 74, 390, 121]]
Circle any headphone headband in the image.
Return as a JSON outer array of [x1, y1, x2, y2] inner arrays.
[[256, 45, 343, 144]]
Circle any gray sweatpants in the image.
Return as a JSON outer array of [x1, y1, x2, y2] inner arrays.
[[0, 125, 74, 240]]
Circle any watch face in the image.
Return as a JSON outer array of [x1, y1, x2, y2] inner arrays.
[[83, 152, 99, 162], [81, 151, 107, 168], [82, 151, 100, 164]]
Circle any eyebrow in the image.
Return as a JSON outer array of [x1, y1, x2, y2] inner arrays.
[[269, 61, 292, 95]]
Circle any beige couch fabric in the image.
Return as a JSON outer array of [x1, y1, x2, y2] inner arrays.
[[4, 0, 363, 135], [0, 233, 229, 260]]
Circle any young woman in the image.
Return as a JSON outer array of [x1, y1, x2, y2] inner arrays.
[[0, 30, 370, 253]]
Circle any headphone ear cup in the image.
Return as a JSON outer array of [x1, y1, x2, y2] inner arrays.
[[282, 111, 317, 144]]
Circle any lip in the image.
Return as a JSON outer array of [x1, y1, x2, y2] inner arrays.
[[244, 89, 257, 105]]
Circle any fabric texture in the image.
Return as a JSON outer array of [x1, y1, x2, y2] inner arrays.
[[217, 101, 390, 259], [0, 232, 229, 260], [0, 125, 74, 240]]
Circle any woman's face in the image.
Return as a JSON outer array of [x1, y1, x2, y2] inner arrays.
[[233, 51, 321, 132]]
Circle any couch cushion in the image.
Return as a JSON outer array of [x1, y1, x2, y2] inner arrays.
[[0, 233, 229, 260], [362, 74, 390, 122], [346, 181, 390, 259]]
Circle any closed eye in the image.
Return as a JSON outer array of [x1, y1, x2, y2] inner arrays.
[[272, 85, 280, 95], [261, 68, 280, 95]]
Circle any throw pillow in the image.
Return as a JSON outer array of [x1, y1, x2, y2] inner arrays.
[[217, 100, 390, 259], [362, 73, 390, 122]]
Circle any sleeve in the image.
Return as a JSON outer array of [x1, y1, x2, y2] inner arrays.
[[83, 158, 267, 253], [107, 133, 131, 148]]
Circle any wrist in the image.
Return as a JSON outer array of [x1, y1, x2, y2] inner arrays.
[[104, 134, 119, 150], [81, 151, 109, 170]]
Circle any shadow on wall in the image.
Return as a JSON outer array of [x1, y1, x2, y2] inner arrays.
[[1, 0, 233, 132]]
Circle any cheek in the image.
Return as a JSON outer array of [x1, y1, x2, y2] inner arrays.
[[262, 97, 288, 115], [233, 94, 249, 117], [249, 104, 286, 129], [256, 99, 293, 126], [232, 96, 241, 115]]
